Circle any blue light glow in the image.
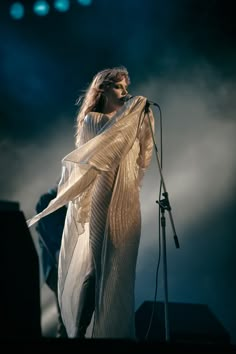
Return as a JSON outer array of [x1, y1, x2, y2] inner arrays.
[[33, 1, 50, 16], [9, 2, 24, 20], [77, 0, 92, 6], [54, 0, 70, 12]]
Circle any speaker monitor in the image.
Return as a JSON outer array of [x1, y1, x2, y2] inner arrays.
[[0, 201, 42, 338], [135, 301, 231, 344]]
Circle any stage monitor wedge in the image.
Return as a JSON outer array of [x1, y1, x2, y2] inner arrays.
[[135, 301, 231, 345], [0, 200, 42, 338]]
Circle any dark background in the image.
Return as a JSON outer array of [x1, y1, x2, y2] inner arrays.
[[0, 0, 235, 343]]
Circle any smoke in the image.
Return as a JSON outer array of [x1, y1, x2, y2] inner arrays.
[[136, 66, 236, 342], [1, 65, 235, 341], [0, 117, 74, 216], [139, 66, 236, 234]]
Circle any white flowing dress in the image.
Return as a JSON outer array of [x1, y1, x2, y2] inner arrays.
[[27, 96, 154, 339]]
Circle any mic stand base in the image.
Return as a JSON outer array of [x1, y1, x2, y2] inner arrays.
[[157, 194, 171, 342]]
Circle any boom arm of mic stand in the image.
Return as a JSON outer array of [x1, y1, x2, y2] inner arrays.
[[145, 100, 180, 249]]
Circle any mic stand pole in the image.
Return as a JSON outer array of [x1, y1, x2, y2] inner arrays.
[[144, 100, 180, 342]]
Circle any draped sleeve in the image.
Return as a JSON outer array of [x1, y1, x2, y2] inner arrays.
[[27, 96, 150, 228], [136, 106, 155, 186]]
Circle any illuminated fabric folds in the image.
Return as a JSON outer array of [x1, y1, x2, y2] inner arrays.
[[27, 96, 154, 338]]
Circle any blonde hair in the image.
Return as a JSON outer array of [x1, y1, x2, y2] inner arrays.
[[75, 66, 130, 146]]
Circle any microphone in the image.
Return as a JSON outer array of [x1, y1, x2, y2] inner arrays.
[[121, 94, 159, 107], [120, 94, 133, 102]]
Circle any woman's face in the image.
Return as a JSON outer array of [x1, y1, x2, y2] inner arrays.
[[104, 77, 128, 107]]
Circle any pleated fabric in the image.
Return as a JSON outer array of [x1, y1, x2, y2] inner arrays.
[[27, 96, 154, 338]]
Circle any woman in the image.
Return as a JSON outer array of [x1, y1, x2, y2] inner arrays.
[[27, 66, 155, 339]]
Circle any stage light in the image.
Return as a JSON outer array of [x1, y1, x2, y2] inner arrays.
[[33, 0, 50, 16], [8, 0, 93, 20], [9, 2, 25, 20], [54, 0, 70, 12], [77, 0, 92, 6]]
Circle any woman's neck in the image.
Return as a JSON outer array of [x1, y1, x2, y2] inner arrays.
[[103, 102, 121, 117]]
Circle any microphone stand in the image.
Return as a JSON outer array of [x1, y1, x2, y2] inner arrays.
[[144, 100, 180, 342]]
